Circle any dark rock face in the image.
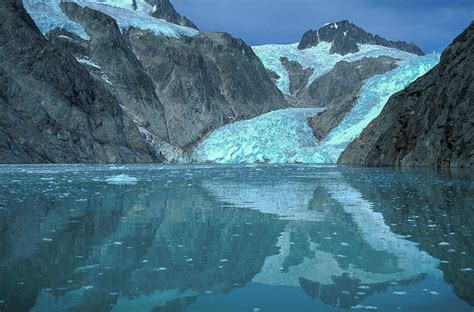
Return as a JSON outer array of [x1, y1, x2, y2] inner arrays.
[[145, 0, 198, 29], [280, 57, 314, 96], [298, 20, 424, 56], [124, 29, 286, 147], [60, 2, 170, 144], [308, 56, 399, 140], [339, 23, 474, 168], [0, 0, 154, 163]]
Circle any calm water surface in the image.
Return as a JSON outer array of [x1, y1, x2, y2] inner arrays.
[[0, 164, 473, 311]]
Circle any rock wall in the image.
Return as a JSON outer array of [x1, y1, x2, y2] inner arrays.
[[0, 0, 154, 163], [339, 23, 474, 168]]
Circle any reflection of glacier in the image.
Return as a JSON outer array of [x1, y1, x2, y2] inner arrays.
[[194, 55, 439, 164], [203, 177, 441, 300], [202, 179, 326, 221]]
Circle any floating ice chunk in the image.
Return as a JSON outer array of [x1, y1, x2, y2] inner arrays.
[[393, 291, 407, 295], [153, 267, 167, 272], [42, 238, 53, 242], [438, 242, 450, 246], [461, 268, 472, 272], [429, 291, 440, 295], [105, 174, 138, 185]]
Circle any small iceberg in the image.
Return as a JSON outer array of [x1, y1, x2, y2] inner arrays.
[[105, 174, 138, 185]]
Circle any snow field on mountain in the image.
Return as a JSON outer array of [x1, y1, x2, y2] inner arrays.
[[252, 42, 419, 94]]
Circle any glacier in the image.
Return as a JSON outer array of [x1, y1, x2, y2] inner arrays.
[[23, 0, 198, 40], [193, 54, 440, 164], [193, 108, 324, 164], [252, 42, 419, 94]]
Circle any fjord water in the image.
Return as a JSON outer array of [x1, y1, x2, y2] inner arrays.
[[0, 165, 473, 311]]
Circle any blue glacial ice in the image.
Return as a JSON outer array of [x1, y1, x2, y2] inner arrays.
[[24, 0, 89, 39], [193, 54, 440, 164], [23, 0, 198, 40], [252, 42, 419, 94], [193, 108, 324, 164]]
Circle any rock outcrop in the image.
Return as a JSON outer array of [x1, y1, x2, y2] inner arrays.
[[339, 23, 474, 168], [309, 56, 399, 140], [124, 28, 286, 147], [0, 0, 154, 163], [145, 0, 198, 29], [298, 20, 424, 56], [280, 57, 314, 96]]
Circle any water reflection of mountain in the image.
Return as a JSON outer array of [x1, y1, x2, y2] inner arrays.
[[0, 165, 472, 311], [340, 169, 474, 306], [203, 170, 442, 309], [0, 170, 285, 312]]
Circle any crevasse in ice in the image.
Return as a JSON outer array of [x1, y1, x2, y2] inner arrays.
[[193, 54, 440, 164], [252, 42, 419, 94], [23, 0, 198, 40]]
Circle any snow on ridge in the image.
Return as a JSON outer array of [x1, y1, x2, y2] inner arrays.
[[23, 0, 198, 40], [252, 42, 419, 95]]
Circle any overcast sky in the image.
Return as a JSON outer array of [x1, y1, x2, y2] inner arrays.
[[173, 0, 474, 53]]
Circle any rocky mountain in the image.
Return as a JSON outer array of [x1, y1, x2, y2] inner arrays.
[[0, 0, 285, 163], [252, 21, 423, 109], [339, 22, 474, 168], [145, 0, 198, 29], [0, 0, 154, 163], [309, 56, 399, 140], [123, 28, 286, 148], [298, 20, 425, 56]]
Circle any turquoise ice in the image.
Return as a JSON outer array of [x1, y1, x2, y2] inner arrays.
[[23, 0, 198, 39], [194, 54, 440, 164]]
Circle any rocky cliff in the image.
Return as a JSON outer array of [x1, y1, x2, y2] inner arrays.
[[298, 20, 424, 56], [124, 28, 286, 147], [339, 23, 474, 168], [145, 0, 198, 29], [0, 0, 154, 163]]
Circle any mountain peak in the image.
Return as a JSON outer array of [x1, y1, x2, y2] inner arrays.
[[145, 0, 198, 29], [298, 20, 424, 56]]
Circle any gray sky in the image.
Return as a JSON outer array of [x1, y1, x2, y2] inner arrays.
[[173, 0, 474, 52]]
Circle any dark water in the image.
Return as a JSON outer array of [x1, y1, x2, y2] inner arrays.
[[0, 164, 473, 312]]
